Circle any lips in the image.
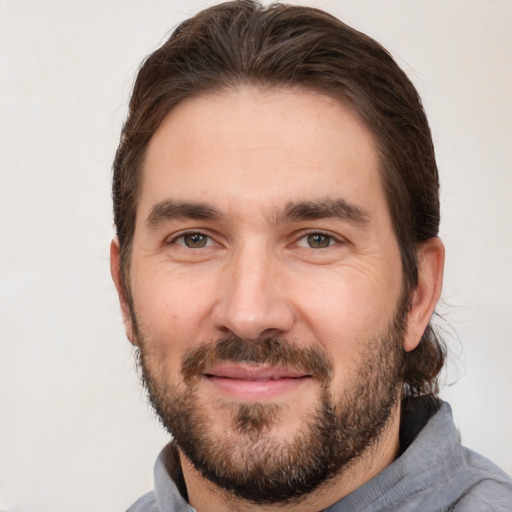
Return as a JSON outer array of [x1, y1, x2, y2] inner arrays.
[[203, 364, 311, 399], [205, 364, 308, 381]]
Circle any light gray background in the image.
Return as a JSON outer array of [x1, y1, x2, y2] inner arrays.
[[1, 1, 511, 511]]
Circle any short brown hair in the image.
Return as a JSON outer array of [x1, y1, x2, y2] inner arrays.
[[112, 0, 445, 396]]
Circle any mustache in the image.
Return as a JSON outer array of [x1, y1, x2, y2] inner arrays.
[[181, 336, 333, 383]]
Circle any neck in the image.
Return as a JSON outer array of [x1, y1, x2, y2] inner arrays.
[[180, 401, 402, 512]]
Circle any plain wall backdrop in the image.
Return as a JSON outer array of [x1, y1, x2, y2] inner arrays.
[[1, 1, 511, 511]]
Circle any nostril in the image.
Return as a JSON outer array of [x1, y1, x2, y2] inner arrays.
[[260, 327, 286, 339]]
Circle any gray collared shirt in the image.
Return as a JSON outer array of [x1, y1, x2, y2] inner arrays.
[[126, 399, 512, 511]]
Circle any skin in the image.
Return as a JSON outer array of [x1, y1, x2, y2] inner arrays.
[[111, 87, 444, 512]]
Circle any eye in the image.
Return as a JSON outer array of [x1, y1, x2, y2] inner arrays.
[[297, 232, 337, 249], [173, 232, 213, 248]]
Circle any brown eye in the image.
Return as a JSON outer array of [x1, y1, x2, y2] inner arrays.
[[183, 233, 209, 248], [306, 233, 332, 248]]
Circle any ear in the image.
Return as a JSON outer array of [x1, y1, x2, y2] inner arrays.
[[110, 238, 136, 345], [404, 237, 445, 352]]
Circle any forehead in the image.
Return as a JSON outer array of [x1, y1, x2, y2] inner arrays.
[[139, 87, 385, 221]]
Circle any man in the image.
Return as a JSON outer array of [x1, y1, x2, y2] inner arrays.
[[110, 1, 512, 510]]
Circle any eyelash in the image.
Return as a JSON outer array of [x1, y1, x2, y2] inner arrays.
[[295, 230, 342, 249], [168, 231, 217, 248], [168, 230, 343, 250]]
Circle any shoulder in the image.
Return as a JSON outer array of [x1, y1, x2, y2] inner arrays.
[[448, 447, 512, 511], [125, 491, 158, 512]]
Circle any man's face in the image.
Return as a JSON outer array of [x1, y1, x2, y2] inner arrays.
[[120, 88, 409, 501]]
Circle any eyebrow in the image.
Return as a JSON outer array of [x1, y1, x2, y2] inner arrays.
[[145, 197, 370, 230], [145, 200, 222, 229], [275, 198, 370, 226]]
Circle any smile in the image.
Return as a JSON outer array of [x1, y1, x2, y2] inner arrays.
[[203, 364, 312, 399]]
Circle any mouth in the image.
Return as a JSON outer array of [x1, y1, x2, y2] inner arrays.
[[202, 364, 312, 399]]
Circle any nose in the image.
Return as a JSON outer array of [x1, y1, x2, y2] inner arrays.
[[211, 244, 294, 340]]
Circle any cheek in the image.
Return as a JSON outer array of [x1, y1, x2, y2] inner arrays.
[[130, 267, 217, 366], [293, 264, 401, 362]]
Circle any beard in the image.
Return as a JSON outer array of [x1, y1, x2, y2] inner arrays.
[[133, 299, 407, 505]]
